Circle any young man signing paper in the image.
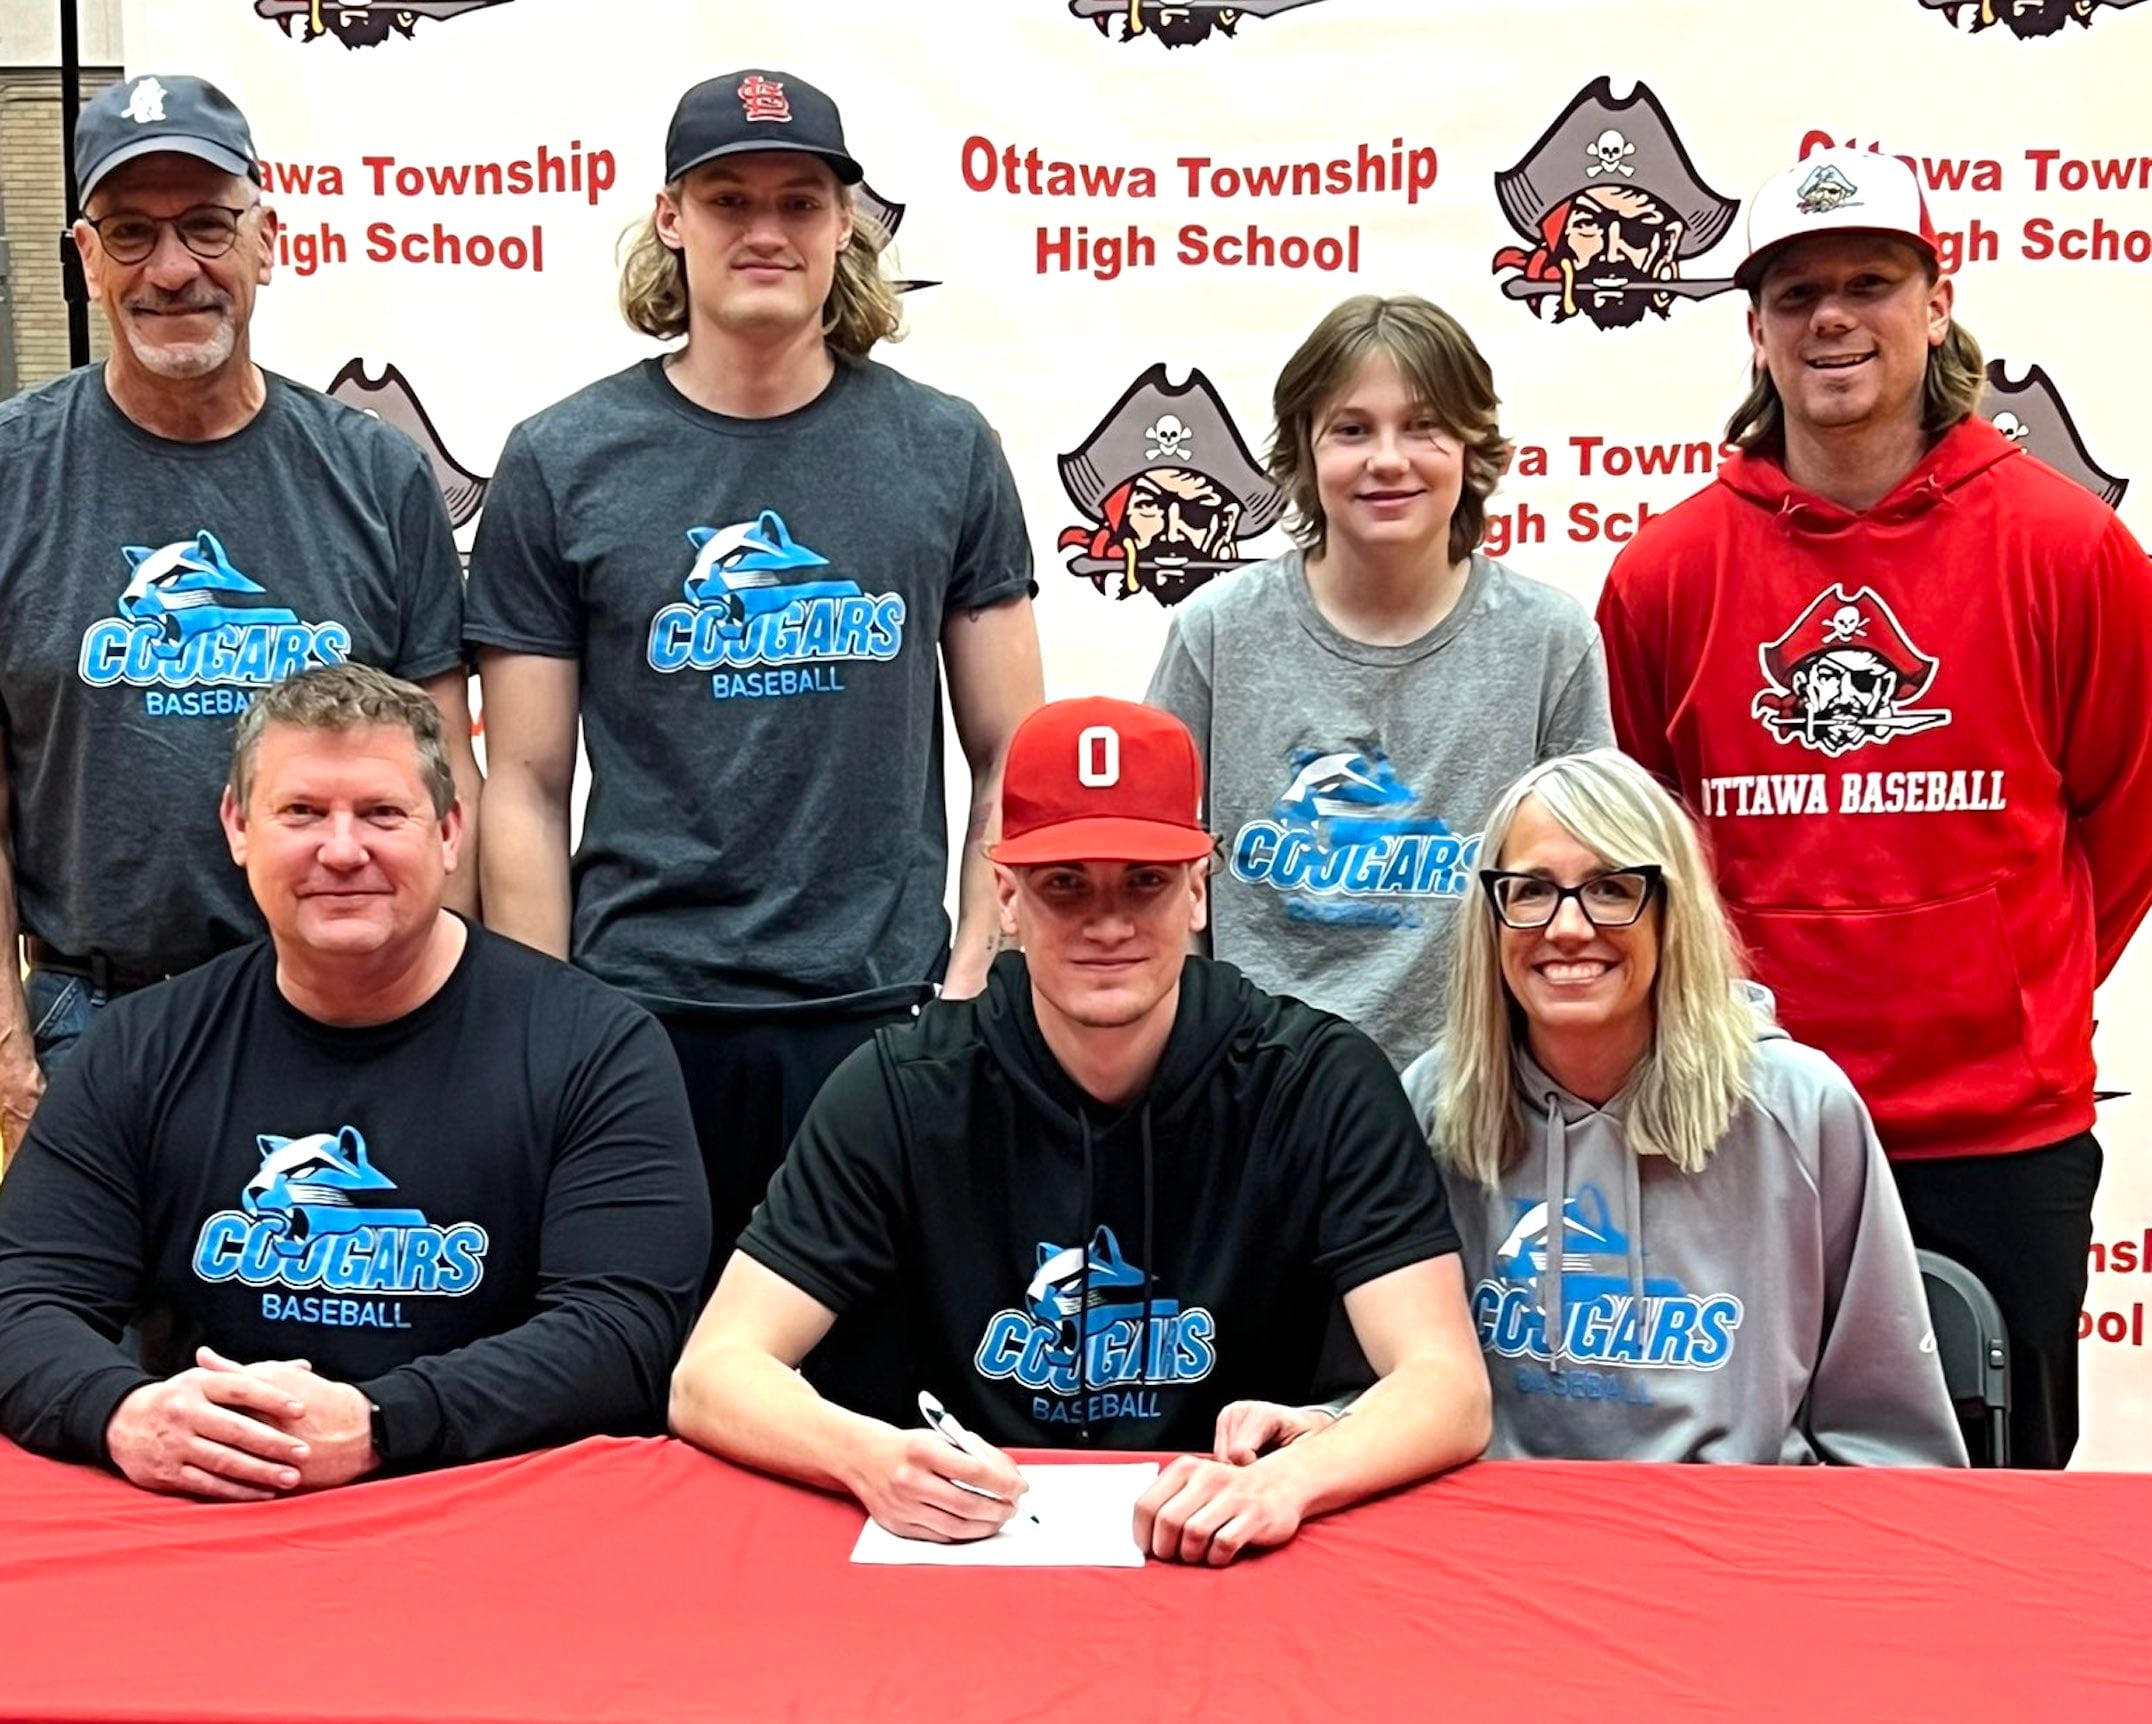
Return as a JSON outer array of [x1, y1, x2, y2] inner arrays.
[[669, 698, 1489, 1564]]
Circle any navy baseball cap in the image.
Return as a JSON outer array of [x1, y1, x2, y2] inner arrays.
[[664, 70, 863, 186], [75, 74, 261, 202]]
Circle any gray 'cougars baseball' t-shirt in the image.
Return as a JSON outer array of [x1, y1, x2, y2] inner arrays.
[[0, 366, 466, 977], [1147, 550, 1611, 1067], [463, 356, 1033, 1013]]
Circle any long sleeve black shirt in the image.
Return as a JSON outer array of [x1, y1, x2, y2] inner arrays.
[[0, 926, 710, 1470]]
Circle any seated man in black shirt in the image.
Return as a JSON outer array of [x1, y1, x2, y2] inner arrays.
[[0, 664, 710, 1499], [670, 698, 1489, 1564]]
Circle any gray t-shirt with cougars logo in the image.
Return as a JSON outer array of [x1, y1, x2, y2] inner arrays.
[[1147, 549, 1611, 1068], [463, 356, 1033, 1012], [0, 366, 466, 977]]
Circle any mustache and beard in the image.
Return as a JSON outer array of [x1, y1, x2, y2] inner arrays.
[[121, 286, 236, 379]]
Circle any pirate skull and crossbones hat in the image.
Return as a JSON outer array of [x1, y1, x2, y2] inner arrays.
[[1763, 586, 1938, 701], [1979, 361, 2129, 509], [1057, 365, 1285, 534], [1493, 78, 1739, 262]]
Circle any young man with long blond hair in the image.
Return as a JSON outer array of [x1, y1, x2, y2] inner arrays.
[[466, 71, 1041, 1280]]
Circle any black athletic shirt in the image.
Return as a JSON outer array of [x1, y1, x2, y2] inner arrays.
[[0, 923, 710, 1470], [740, 953, 1459, 1450]]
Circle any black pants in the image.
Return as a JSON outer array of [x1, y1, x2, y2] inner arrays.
[[1891, 1131, 2102, 1469], [660, 1000, 920, 1292]]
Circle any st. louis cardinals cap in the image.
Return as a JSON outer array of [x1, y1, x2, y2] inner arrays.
[[990, 699, 1213, 867], [1735, 146, 1940, 291], [665, 69, 864, 186]]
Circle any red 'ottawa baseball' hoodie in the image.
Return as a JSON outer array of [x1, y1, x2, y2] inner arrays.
[[1598, 417, 2152, 1160]]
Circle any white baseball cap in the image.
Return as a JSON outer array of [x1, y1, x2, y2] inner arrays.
[[1735, 147, 1940, 291]]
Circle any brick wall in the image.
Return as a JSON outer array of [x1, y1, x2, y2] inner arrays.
[[1, 69, 120, 396]]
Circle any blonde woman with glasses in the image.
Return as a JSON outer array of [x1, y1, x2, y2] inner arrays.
[[1399, 750, 1965, 1465]]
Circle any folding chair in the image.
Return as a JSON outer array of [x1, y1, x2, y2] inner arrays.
[[1917, 1249, 2011, 1467]]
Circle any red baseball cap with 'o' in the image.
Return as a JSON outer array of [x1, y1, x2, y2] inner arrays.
[[990, 698, 1213, 866]]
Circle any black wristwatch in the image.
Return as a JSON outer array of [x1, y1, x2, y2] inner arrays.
[[366, 1397, 392, 1467]]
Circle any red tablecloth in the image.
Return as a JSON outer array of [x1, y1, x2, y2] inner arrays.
[[1, 1436, 2147, 1723]]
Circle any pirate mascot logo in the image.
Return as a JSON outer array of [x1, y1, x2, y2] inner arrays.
[[1794, 162, 1860, 215], [255, 1, 514, 47], [1980, 362, 2130, 507], [326, 361, 490, 528], [1492, 79, 1739, 329], [1753, 586, 1951, 757], [1918, 0, 2146, 37], [1065, 0, 1328, 47], [1057, 366, 1284, 607]]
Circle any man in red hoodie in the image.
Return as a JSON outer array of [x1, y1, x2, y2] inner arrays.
[[1597, 147, 2152, 1468]]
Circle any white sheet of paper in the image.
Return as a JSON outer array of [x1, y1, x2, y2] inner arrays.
[[849, 1462, 1160, 1567]]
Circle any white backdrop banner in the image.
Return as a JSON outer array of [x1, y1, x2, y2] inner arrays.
[[122, 0, 2151, 1465]]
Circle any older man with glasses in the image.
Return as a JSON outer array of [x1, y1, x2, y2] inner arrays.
[[0, 74, 478, 1161]]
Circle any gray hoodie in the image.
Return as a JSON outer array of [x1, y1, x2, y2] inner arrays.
[[1400, 988, 1966, 1465]]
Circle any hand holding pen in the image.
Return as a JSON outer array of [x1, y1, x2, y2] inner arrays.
[[919, 1392, 1039, 1527], [851, 1390, 1033, 1543]]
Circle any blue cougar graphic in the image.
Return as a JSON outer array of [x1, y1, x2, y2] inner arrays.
[[1026, 1226, 1148, 1354], [117, 530, 299, 659], [1271, 744, 1455, 847], [680, 510, 859, 638], [242, 1126, 428, 1260], [1494, 1184, 1683, 1302]]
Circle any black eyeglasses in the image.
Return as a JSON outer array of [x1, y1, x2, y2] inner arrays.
[[1479, 865, 1662, 930], [84, 203, 256, 265]]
